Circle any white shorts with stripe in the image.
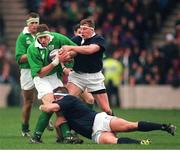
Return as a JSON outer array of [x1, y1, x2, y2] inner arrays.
[[68, 71, 106, 92], [91, 112, 115, 143], [33, 73, 63, 99], [20, 69, 35, 90]]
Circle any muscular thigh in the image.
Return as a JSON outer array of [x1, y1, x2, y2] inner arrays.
[[42, 93, 55, 104], [80, 89, 94, 103], [66, 82, 82, 96]]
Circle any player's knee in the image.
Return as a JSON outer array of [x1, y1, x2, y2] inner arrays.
[[99, 132, 117, 144]]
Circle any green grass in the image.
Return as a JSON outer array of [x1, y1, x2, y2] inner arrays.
[[0, 107, 179, 149]]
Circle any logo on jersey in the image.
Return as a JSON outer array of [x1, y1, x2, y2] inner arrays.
[[48, 45, 54, 51], [26, 37, 32, 45]]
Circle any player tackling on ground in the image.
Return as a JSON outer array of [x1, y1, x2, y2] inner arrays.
[[40, 87, 176, 144]]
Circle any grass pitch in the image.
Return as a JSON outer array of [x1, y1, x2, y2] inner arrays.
[[0, 107, 179, 149]]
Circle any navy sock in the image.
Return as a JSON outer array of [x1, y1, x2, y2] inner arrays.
[[138, 121, 163, 131], [117, 137, 141, 144]]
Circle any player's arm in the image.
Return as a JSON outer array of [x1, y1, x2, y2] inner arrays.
[[37, 63, 57, 78], [61, 44, 100, 55], [27, 46, 58, 78], [38, 53, 60, 78], [19, 54, 28, 63], [15, 35, 29, 63], [39, 103, 60, 113]]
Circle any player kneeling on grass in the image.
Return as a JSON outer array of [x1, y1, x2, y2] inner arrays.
[[40, 87, 176, 144]]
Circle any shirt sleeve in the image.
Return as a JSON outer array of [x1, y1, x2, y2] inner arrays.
[[58, 33, 77, 46], [15, 33, 27, 64], [27, 45, 43, 77], [91, 35, 107, 52], [71, 36, 82, 45]]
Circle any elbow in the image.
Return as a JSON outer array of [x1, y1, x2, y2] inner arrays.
[[38, 73, 44, 78]]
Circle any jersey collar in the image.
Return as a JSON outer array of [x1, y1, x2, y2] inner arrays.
[[81, 32, 96, 45], [22, 27, 30, 34]]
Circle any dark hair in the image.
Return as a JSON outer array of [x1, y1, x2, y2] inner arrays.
[[80, 18, 95, 28], [53, 87, 69, 93], [28, 12, 39, 19], [37, 24, 49, 32], [73, 24, 80, 32]]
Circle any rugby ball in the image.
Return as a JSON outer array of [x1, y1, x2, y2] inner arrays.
[[48, 49, 59, 61]]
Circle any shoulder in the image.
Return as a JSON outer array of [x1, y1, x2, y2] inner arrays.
[[91, 34, 106, 48], [94, 34, 105, 41], [51, 32, 68, 39], [28, 42, 37, 53], [16, 32, 25, 40], [71, 36, 82, 45]]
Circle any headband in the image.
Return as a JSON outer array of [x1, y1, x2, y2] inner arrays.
[[26, 17, 39, 25], [54, 93, 68, 97], [36, 31, 50, 39], [80, 25, 94, 30]]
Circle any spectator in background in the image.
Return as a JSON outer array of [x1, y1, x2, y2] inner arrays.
[[26, 0, 40, 12], [159, 34, 179, 78], [103, 52, 124, 107], [0, 43, 20, 106], [0, 44, 14, 84], [0, 13, 5, 42]]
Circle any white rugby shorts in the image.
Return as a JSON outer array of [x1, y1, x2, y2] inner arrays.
[[20, 69, 35, 90], [68, 71, 106, 92], [33, 73, 63, 99], [91, 112, 115, 143]]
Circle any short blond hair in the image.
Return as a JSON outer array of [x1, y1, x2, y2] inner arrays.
[[80, 18, 95, 28]]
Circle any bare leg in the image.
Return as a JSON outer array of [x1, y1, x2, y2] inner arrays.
[[98, 132, 118, 144], [66, 82, 82, 96], [41, 93, 55, 104], [110, 117, 138, 132], [80, 88, 94, 104], [54, 114, 67, 139], [93, 93, 112, 115], [22, 88, 35, 126]]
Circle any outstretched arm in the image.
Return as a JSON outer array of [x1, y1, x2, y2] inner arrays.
[[39, 103, 60, 113], [61, 44, 100, 55]]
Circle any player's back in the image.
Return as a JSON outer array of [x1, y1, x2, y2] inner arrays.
[[57, 95, 97, 139]]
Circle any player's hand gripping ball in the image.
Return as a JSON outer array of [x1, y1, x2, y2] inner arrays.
[[48, 49, 59, 61]]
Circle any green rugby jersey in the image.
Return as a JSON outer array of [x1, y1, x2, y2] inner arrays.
[[15, 27, 35, 69], [27, 32, 76, 78]]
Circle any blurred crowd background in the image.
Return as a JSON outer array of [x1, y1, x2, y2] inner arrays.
[[0, 0, 180, 106]]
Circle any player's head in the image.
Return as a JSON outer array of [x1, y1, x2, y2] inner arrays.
[[36, 24, 51, 47], [26, 12, 39, 34], [53, 87, 69, 101], [80, 18, 95, 39], [73, 24, 81, 36]]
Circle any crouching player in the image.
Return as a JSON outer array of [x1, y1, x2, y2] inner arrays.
[[40, 87, 176, 144]]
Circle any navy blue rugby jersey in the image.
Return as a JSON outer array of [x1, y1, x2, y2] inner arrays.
[[72, 34, 107, 73], [56, 95, 97, 139]]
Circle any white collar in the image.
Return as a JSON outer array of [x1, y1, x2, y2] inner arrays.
[[91, 32, 96, 37], [22, 27, 30, 34], [23, 27, 36, 39], [35, 34, 54, 48], [81, 32, 96, 45]]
